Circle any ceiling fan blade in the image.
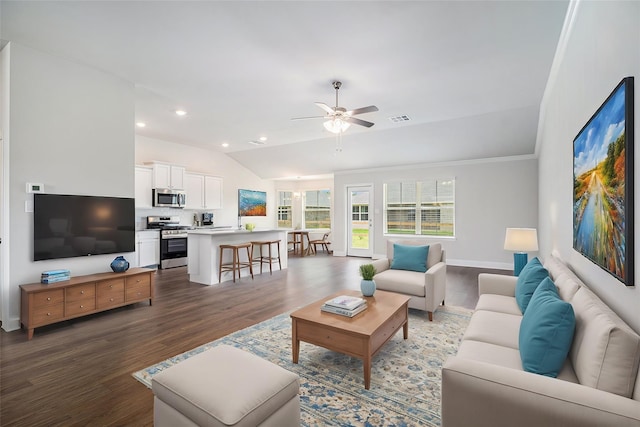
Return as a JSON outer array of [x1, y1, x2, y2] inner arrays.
[[291, 115, 325, 120], [346, 105, 378, 116], [345, 117, 375, 128], [314, 102, 335, 115]]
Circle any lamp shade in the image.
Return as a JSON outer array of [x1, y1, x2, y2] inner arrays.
[[504, 228, 538, 252]]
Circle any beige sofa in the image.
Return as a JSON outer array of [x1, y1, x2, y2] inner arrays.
[[371, 240, 446, 321], [442, 254, 640, 426]]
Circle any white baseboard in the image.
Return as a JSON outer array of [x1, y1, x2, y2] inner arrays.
[[2, 317, 21, 332]]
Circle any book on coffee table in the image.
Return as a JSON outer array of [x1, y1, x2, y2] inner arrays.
[[324, 295, 365, 310], [321, 302, 367, 317]]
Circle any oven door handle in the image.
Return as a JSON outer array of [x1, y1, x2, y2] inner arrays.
[[162, 234, 188, 239]]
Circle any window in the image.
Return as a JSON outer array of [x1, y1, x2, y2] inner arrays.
[[352, 204, 368, 221], [277, 191, 292, 228], [384, 179, 454, 236], [304, 189, 331, 229]]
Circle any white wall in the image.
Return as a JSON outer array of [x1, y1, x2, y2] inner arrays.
[[333, 156, 538, 267], [2, 43, 135, 331], [136, 136, 275, 229], [537, 0, 640, 332]]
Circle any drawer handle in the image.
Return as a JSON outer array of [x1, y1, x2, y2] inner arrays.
[[110, 298, 114, 302], [47, 312, 51, 316], [110, 285, 113, 288], [81, 290, 84, 294], [47, 297, 51, 301], [136, 279, 141, 283], [80, 305, 84, 308]]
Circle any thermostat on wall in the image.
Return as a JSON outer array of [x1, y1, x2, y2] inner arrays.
[[26, 183, 44, 193]]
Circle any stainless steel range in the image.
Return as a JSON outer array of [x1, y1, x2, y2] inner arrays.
[[147, 216, 192, 269]]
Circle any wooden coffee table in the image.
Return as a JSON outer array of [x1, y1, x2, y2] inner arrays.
[[290, 290, 410, 389]]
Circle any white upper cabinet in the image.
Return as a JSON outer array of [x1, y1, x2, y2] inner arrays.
[[204, 175, 223, 209], [185, 173, 223, 210], [147, 162, 186, 189], [135, 166, 153, 208]]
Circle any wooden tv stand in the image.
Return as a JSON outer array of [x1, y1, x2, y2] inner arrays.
[[20, 267, 154, 340]]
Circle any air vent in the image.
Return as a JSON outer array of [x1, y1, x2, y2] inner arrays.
[[248, 140, 266, 146], [388, 115, 411, 123]]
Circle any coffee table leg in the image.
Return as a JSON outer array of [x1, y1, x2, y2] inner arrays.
[[292, 319, 299, 364], [403, 320, 408, 339], [364, 355, 371, 389]]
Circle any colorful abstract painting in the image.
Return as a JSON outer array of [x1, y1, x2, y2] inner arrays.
[[573, 77, 634, 285], [238, 189, 267, 216]]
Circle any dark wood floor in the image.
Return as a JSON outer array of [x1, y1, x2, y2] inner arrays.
[[0, 254, 507, 426]]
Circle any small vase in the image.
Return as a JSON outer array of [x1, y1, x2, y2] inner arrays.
[[361, 279, 376, 297], [110, 256, 130, 273]]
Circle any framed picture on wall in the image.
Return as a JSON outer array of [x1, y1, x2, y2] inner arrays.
[[238, 189, 267, 217], [573, 76, 634, 286]]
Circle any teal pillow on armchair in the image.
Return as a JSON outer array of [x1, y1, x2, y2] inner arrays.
[[390, 244, 429, 273], [515, 257, 549, 313]]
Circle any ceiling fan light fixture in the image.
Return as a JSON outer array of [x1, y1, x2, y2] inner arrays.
[[323, 118, 350, 134]]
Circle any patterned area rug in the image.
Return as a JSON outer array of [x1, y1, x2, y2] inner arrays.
[[133, 305, 471, 426]]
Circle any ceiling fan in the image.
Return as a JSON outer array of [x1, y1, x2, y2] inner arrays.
[[293, 81, 378, 134]]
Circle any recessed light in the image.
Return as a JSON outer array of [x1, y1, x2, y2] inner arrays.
[[221, 142, 229, 148], [259, 136, 267, 142], [136, 122, 146, 128], [175, 110, 187, 116]]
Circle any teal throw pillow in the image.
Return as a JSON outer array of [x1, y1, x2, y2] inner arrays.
[[390, 244, 429, 273], [515, 257, 549, 313], [519, 277, 575, 378]]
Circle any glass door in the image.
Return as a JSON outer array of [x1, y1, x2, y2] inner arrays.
[[347, 185, 373, 257]]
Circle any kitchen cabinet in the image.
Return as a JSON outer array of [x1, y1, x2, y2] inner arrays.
[[185, 173, 223, 210], [136, 230, 160, 268], [147, 162, 186, 190], [135, 166, 153, 208]]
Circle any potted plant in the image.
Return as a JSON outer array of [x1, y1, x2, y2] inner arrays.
[[359, 263, 377, 296]]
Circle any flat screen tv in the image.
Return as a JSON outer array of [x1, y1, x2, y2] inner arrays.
[[238, 189, 267, 217], [34, 193, 135, 261]]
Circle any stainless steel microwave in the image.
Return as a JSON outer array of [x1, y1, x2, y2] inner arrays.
[[153, 188, 186, 208]]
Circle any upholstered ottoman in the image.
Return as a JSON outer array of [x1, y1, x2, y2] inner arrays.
[[152, 344, 300, 427]]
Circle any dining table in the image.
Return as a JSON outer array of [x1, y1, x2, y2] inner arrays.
[[288, 230, 312, 256]]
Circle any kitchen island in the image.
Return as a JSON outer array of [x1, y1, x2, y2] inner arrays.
[[187, 229, 288, 285]]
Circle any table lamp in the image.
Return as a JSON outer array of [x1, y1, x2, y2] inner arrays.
[[504, 228, 538, 276]]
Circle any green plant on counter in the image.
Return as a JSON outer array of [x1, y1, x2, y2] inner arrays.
[[359, 263, 376, 280]]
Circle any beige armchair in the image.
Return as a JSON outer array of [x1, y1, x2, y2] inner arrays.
[[371, 240, 446, 321]]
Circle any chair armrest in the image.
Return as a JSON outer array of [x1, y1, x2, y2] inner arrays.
[[478, 273, 517, 297], [424, 261, 447, 311], [442, 357, 640, 427], [371, 258, 390, 274]]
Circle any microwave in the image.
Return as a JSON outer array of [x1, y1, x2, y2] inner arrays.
[[153, 188, 186, 208]]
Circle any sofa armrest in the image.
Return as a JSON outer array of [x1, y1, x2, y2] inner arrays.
[[371, 258, 390, 274], [478, 273, 517, 297], [442, 357, 640, 427]]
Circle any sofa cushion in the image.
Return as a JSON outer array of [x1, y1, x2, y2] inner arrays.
[[390, 243, 429, 272], [570, 287, 640, 398], [515, 257, 549, 313], [519, 277, 575, 378], [374, 269, 426, 297], [464, 311, 521, 350], [544, 254, 582, 302]]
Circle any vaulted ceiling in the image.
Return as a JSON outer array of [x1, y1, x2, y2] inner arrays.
[[1, 1, 569, 179]]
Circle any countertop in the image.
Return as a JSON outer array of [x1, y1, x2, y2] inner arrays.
[[187, 228, 284, 236]]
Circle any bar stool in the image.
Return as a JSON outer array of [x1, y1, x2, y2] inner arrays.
[[250, 240, 282, 275], [218, 243, 254, 283]]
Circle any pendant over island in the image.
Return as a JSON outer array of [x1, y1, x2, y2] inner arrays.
[[187, 228, 289, 285]]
